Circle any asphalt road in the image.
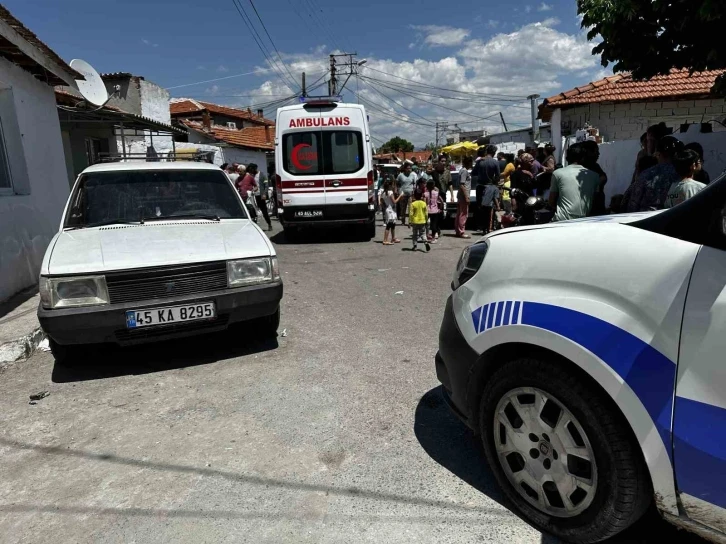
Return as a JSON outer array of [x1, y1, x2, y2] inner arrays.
[[0, 218, 708, 544]]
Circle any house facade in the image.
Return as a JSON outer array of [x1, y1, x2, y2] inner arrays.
[[540, 70, 726, 158], [0, 6, 79, 301], [170, 98, 274, 130]]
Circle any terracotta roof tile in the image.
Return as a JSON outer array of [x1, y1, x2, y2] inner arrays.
[[170, 98, 274, 125], [542, 69, 725, 109], [180, 120, 274, 151], [373, 151, 433, 162]]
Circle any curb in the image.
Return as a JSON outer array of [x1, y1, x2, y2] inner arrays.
[[0, 327, 46, 367]]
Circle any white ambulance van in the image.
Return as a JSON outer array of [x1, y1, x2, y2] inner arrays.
[[275, 99, 375, 240]]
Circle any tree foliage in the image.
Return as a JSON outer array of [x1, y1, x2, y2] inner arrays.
[[578, 0, 726, 92], [379, 136, 414, 153], [423, 141, 437, 151]]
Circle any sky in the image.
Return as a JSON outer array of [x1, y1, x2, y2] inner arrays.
[[7, 0, 612, 148]]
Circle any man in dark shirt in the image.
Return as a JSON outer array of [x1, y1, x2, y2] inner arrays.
[[497, 152, 507, 174], [473, 145, 500, 232]]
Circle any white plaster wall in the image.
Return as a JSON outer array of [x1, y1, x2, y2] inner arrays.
[[139, 79, 172, 151], [0, 57, 70, 301], [596, 130, 726, 203]]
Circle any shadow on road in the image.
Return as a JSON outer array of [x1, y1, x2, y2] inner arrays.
[[51, 326, 278, 384], [268, 228, 372, 245], [414, 387, 707, 544]]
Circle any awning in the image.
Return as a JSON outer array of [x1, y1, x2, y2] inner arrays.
[[440, 141, 479, 155]]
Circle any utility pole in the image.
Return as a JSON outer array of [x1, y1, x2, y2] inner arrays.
[[499, 112, 508, 132], [302, 72, 307, 98], [328, 54, 337, 96], [528, 94, 541, 143]]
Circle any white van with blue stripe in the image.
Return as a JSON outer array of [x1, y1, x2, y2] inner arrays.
[[436, 176, 726, 542]]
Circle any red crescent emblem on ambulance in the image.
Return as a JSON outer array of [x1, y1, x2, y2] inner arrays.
[[291, 143, 313, 170]]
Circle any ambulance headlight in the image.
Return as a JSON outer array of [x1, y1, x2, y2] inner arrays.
[[453, 242, 488, 290]]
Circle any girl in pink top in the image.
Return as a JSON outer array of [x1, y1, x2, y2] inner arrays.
[[424, 180, 444, 242]]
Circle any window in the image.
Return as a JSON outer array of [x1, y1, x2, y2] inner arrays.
[[282, 130, 363, 176], [0, 117, 12, 194], [64, 170, 246, 228]]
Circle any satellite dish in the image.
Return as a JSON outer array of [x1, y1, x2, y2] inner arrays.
[[70, 59, 108, 107]]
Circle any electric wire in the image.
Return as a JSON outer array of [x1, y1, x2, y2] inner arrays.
[[247, 0, 300, 91]]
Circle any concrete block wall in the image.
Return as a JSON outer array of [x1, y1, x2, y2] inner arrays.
[[559, 98, 726, 142]]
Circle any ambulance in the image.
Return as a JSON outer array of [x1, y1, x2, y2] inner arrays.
[[274, 99, 375, 240], [436, 173, 726, 542]]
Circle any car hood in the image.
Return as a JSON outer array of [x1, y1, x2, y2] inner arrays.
[[47, 219, 273, 275], [483, 211, 662, 240]]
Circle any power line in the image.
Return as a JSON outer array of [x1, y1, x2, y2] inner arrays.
[[166, 70, 265, 90], [230, 0, 298, 92], [246, 0, 300, 92], [361, 74, 531, 109], [361, 75, 520, 122], [363, 66, 529, 100], [358, 78, 435, 125]]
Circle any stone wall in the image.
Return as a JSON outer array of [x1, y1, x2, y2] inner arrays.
[[559, 98, 726, 142]]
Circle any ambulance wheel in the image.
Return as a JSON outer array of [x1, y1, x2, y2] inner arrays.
[[283, 226, 299, 242], [479, 357, 651, 543], [365, 221, 376, 240]]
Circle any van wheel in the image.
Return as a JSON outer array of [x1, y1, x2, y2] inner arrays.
[[283, 226, 299, 242], [365, 221, 376, 240], [479, 358, 651, 543]]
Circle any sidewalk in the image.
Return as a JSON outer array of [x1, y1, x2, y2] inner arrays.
[[0, 288, 45, 365]]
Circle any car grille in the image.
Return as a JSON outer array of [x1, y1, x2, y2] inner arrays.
[[106, 262, 228, 304], [115, 315, 229, 344]]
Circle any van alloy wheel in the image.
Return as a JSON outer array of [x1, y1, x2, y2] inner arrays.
[[494, 386, 598, 518]]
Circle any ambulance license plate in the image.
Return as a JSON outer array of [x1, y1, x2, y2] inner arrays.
[[125, 303, 216, 329], [295, 210, 323, 218]]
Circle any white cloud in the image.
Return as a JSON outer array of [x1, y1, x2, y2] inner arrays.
[[205, 85, 220, 95], [411, 25, 471, 47], [196, 65, 206, 70], [487, 20, 500, 29], [538, 2, 553, 11], [206, 24, 597, 146], [141, 38, 159, 47], [525, 5, 532, 13], [217, 65, 229, 73]]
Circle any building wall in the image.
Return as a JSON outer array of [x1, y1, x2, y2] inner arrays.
[[103, 76, 142, 115], [559, 98, 726, 142], [0, 57, 70, 301], [59, 124, 116, 184], [489, 125, 552, 148]]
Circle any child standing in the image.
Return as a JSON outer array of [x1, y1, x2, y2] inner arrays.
[[409, 192, 430, 252], [424, 180, 443, 242], [380, 180, 402, 245]]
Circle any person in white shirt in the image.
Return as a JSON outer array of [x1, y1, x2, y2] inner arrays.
[[664, 150, 706, 208]]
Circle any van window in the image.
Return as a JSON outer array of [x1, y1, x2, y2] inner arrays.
[[282, 132, 322, 175], [283, 131, 364, 176]]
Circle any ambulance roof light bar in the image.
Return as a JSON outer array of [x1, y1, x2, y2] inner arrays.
[[300, 95, 342, 106]]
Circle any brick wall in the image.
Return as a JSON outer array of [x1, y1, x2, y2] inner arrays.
[[559, 98, 726, 141]]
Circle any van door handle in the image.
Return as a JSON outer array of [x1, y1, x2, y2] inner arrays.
[[330, 180, 341, 187]]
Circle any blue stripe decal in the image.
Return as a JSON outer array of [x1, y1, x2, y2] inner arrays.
[[471, 306, 483, 334], [503, 301, 513, 326], [495, 302, 505, 327], [674, 397, 726, 509], [486, 303, 496, 330], [520, 302, 674, 457], [512, 301, 521, 324]]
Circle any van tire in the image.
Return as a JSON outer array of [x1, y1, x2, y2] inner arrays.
[[365, 221, 376, 240], [283, 226, 299, 242], [259, 306, 280, 337], [479, 357, 652, 543]]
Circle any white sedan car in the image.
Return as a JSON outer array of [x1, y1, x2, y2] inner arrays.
[[38, 162, 282, 364], [437, 173, 726, 542]]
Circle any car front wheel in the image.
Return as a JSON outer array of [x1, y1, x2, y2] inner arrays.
[[479, 358, 652, 543]]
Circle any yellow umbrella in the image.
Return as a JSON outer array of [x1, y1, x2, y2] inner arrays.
[[441, 141, 478, 155]]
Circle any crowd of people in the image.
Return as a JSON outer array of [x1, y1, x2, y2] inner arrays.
[[221, 162, 273, 231], [374, 122, 711, 247]]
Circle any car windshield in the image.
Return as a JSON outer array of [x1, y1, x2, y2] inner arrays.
[[64, 169, 247, 228]]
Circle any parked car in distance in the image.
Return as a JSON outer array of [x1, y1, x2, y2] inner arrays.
[[437, 173, 726, 542], [38, 161, 283, 364]]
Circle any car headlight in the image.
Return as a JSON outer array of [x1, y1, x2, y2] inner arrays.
[[227, 257, 280, 287], [40, 275, 110, 309], [452, 242, 488, 290]]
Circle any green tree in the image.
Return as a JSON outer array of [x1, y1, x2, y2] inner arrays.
[[380, 136, 414, 153], [423, 142, 436, 151], [578, 0, 726, 92]]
